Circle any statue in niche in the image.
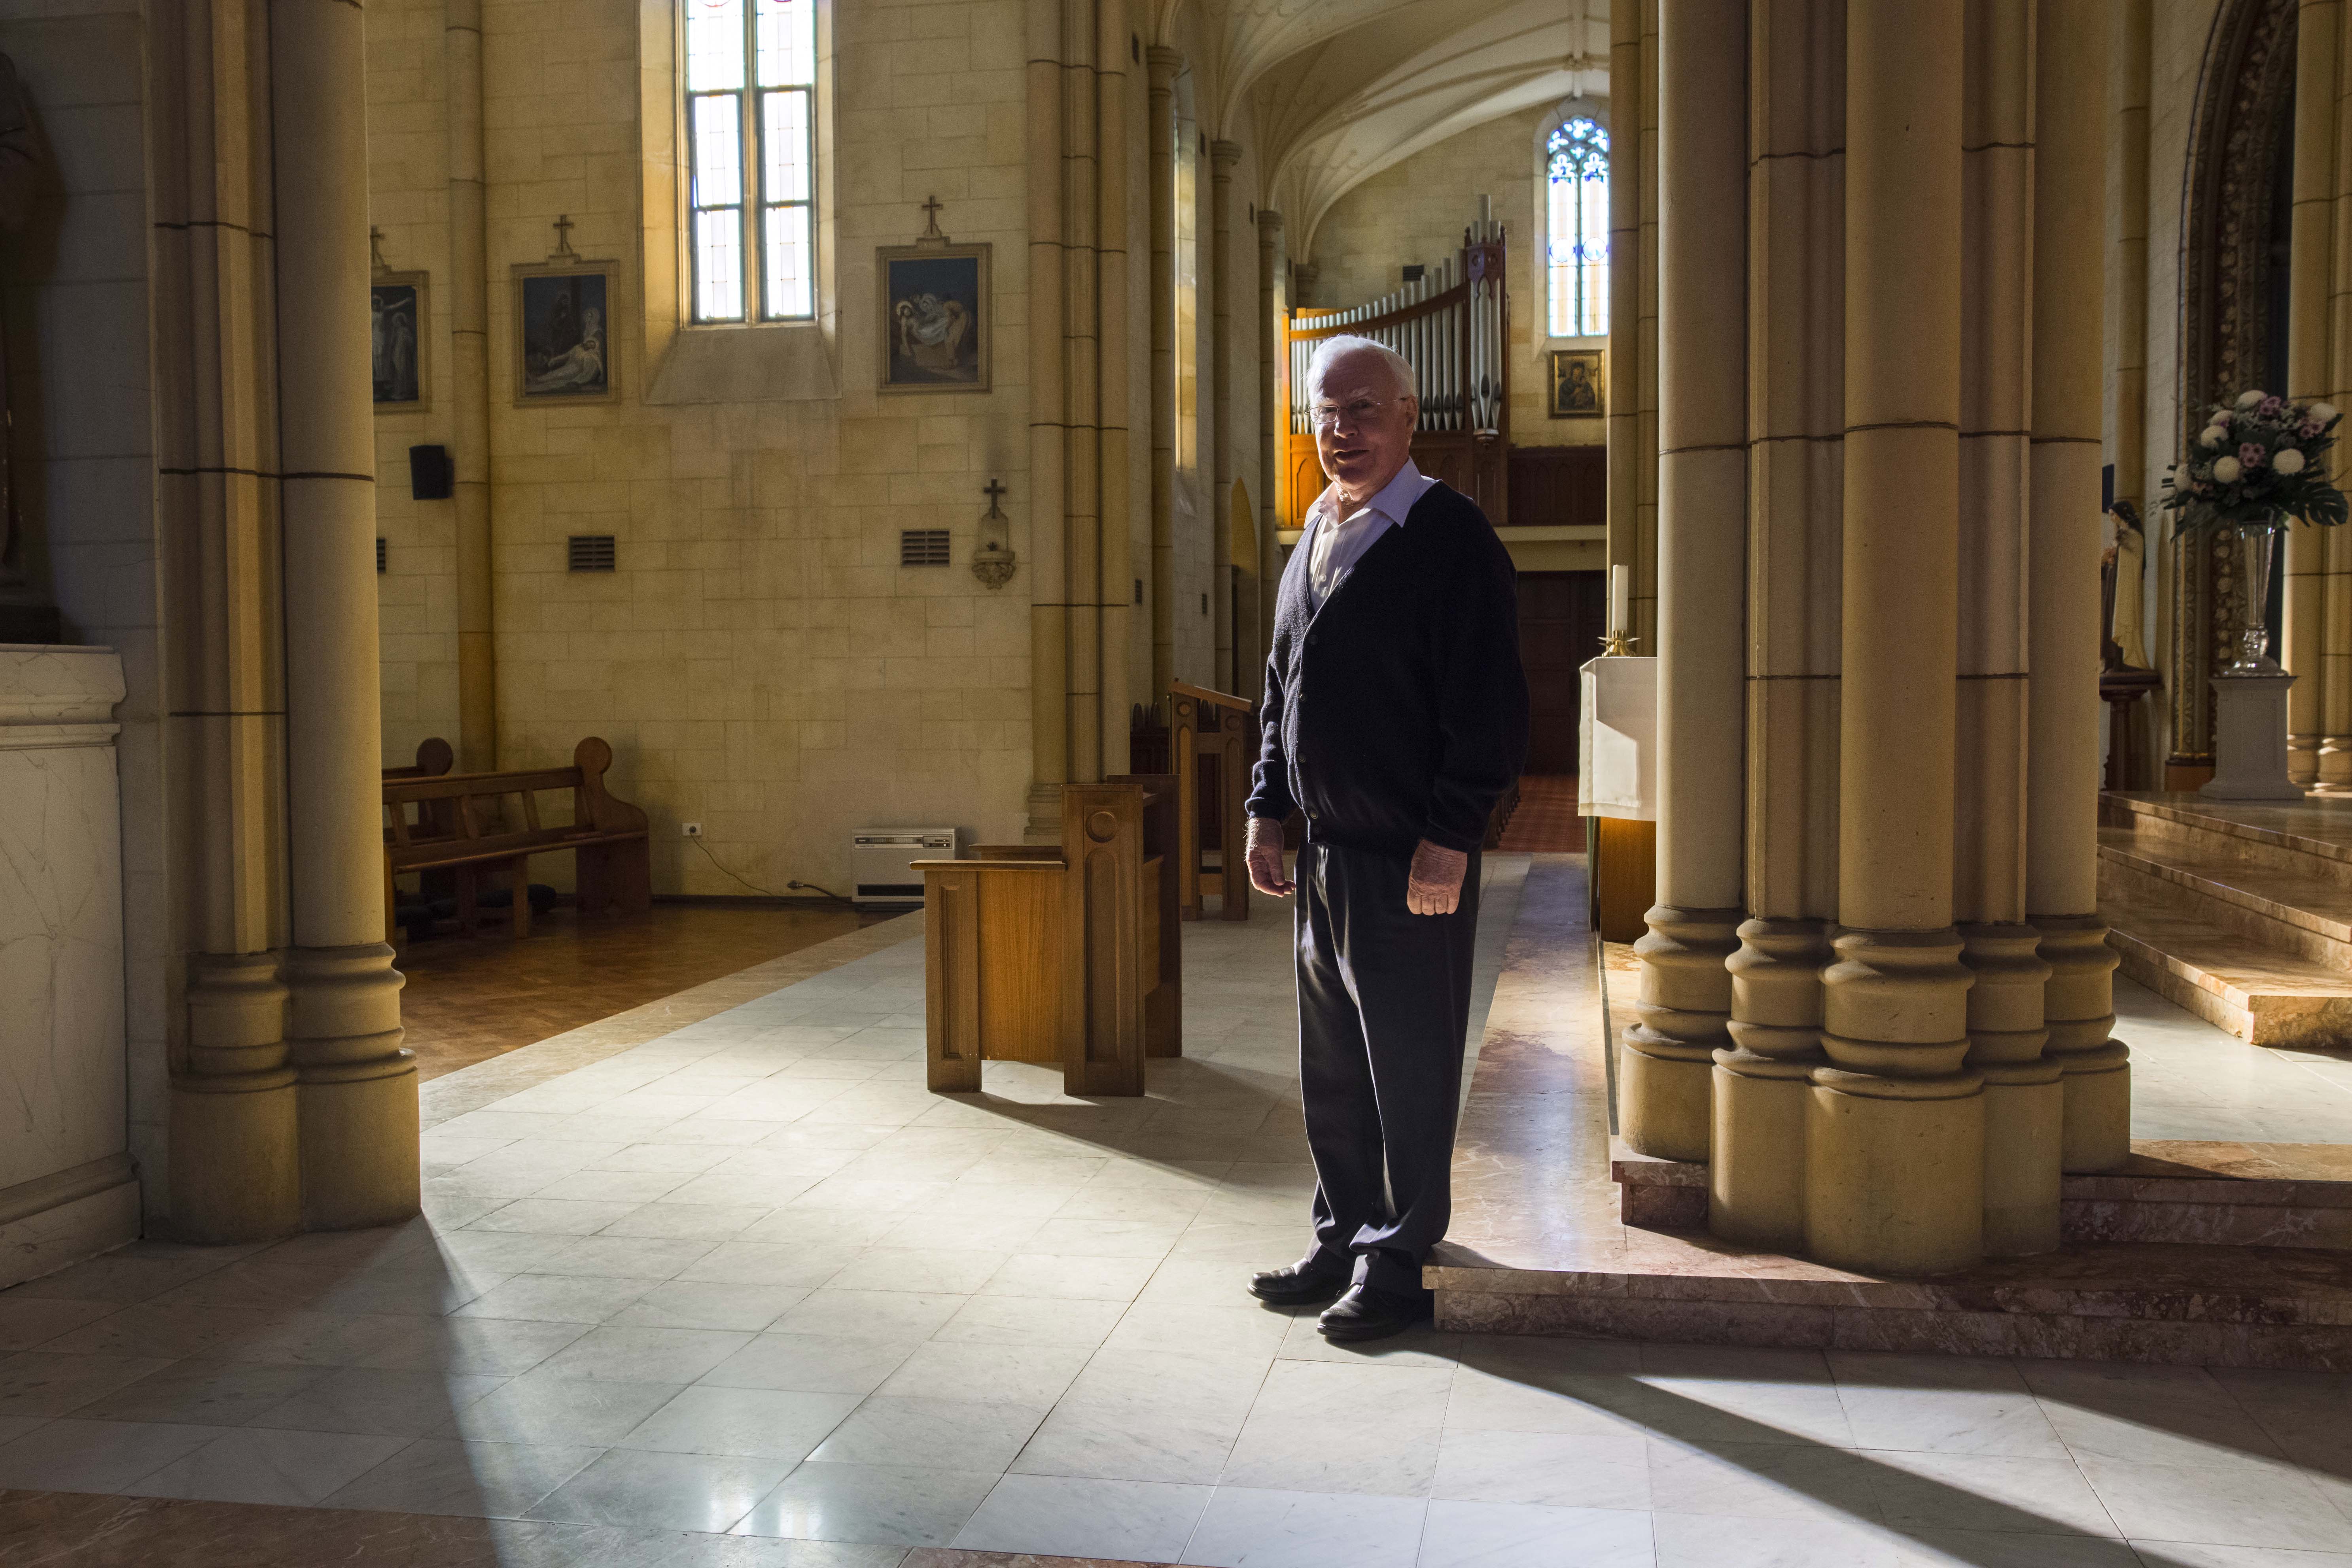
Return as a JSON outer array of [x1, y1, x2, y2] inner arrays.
[[2104, 501, 2150, 671], [0, 53, 54, 643]]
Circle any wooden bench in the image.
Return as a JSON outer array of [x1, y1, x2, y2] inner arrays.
[[916, 775, 1182, 1097], [1171, 682, 1255, 923], [383, 737, 454, 781], [382, 736, 651, 941]]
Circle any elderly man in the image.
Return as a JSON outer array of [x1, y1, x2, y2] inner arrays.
[[1243, 335, 1528, 1342]]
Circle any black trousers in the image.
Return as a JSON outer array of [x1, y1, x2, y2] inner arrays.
[[1293, 841, 1481, 1296]]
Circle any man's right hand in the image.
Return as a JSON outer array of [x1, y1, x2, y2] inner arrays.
[[1245, 815, 1296, 897]]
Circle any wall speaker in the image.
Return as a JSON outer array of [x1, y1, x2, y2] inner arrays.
[[409, 444, 454, 500]]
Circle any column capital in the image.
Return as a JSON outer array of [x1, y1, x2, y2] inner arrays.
[[1256, 207, 1283, 238], [1145, 44, 1184, 86], [1209, 138, 1243, 171]]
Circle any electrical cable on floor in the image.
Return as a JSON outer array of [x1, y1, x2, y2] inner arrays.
[[687, 833, 858, 909]]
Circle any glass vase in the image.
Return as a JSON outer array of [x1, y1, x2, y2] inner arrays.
[[2222, 516, 2284, 675]]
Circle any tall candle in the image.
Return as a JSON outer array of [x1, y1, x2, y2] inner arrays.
[[1610, 563, 1630, 636]]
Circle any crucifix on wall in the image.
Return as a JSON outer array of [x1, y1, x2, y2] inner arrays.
[[917, 195, 949, 246]]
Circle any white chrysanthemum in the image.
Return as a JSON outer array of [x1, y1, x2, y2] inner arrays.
[[2277, 448, 2308, 475], [2239, 390, 2267, 408], [2200, 425, 2227, 448], [2215, 455, 2244, 482], [2316, 402, 2341, 423]]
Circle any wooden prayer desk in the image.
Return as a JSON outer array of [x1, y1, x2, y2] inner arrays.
[[1171, 681, 1255, 923], [916, 775, 1183, 1097]]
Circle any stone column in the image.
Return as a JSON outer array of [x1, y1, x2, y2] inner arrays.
[[1096, 0, 1132, 770], [1810, 0, 1981, 1276], [2319, 5, 2352, 793], [1210, 139, 1239, 695], [448, 0, 496, 772], [1257, 207, 1284, 685], [2111, 0, 2155, 782], [1954, 0, 2055, 1258], [273, 0, 419, 1231], [1636, 0, 1662, 653], [1627, 0, 1745, 1165], [1716, 0, 1841, 1252], [1148, 47, 1180, 702], [1606, 0, 1642, 639], [153, 0, 301, 1244], [2284, 0, 2334, 786], [2029, 0, 2128, 1175], [1025, 0, 1073, 835]]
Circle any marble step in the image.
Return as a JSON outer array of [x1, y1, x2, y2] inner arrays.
[[1430, 1233, 2352, 1369], [2102, 790, 2352, 890], [2100, 827, 2352, 973], [1610, 1139, 2352, 1249], [2100, 876, 2352, 1046]]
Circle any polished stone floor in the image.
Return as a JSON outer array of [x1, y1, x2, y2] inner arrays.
[[12, 859, 2352, 1565]]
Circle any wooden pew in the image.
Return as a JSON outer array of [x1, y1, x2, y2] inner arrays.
[[1171, 681, 1255, 923], [383, 737, 454, 780], [382, 736, 651, 941], [917, 775, 1182, 1097]]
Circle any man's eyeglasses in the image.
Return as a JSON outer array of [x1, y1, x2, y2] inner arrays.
[[1309, 397, 1405, 431]]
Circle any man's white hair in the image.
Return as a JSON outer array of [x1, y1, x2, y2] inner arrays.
[[1306, 335, 1418, 403]]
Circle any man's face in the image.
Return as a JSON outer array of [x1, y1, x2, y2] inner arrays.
[[1313, 350, 1418, 503]]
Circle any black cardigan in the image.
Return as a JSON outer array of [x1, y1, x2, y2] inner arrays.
[[1247, 480, 1529, 860]]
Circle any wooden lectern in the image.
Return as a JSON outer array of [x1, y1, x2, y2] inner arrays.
[[916, 776, 1183, 1097], [1171, 681, 1255, 922]]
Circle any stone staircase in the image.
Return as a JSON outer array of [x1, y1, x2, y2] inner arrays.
[[2098, 791, 2352, 1046]]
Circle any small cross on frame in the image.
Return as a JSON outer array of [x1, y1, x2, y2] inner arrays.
[[918, 193, 948, 244], [369, 226, 390, 274], [982, 478, 1008, 519], [551, 213, 578, 259]]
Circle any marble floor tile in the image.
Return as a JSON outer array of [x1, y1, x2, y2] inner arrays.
[[951, 1472, 1210, 1561], [768, 1291, 967, 1342], [1101, 1302, 1296, 1359], [1026, 1219, 1189, 1259], [675, 1242, 865, 1290], [440, 1371, 685, 1445], [807, 1396, 1049, 1473], [734, 1460, 1001, 1547], [0, 1350, 178, 1417], [0, 1416, 227, 1492], [928, 1295, 1126, 1349], [1217, 1413, 1442, 1499], [1009, 1400, 1247, 1485], [466, 1199, 649, 1237], [1860, 1448, 2120, 1537], [122, 1424, 409, 1506], [532, 1326, 756, 1385], [1413, 1498, 1654, 1568], [598, 1205, 781, 1243], [1248, 1361, 1455, 1428], [67, 1357, 326, 1426], [532, 1236, 722, 1281], [1180, 1484, 1427, 1568], [607, 1281, 812, 1333], [821, 1248, 1013, 1297], [2025, 1361, 2292, 1470], [872, 1341, 1094, 1408], [242, 1366, 509, 1437], [615, 1386, 862, 1461], [525, 1445, 794, 1532], [357, 1315, 592, 1377], [452, 1273, 666, 1325], [0, 1297, 119, 1353], [1642, 1438, 1885, 1523], [1057, 1350, 1274, 1422], [320, 1435, 604, 1518], [1828, 1353, 2069, 1457], [1648, 1509, 1918, 1568], [697, 1333, 922, 1397], [531, 1169, 695, 1205], [978, 1253, 1162, 1302], [2074, 1455, 2352, 1552], [1428, 1428, 1650, 1510]]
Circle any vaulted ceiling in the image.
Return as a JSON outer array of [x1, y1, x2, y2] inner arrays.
[[1163, 0, 1607, 261]]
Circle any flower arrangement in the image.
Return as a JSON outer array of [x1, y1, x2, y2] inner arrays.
[[2162, 390, 2348, 533]]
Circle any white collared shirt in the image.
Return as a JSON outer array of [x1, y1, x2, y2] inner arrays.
[[1301, 460, 1438, 612]]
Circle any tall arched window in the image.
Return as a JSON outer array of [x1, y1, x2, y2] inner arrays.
[[685, 0, 817, 322], [1547, 116, 1608, 339]]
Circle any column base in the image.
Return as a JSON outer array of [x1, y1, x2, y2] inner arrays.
[[285, 943, 420, 1230], [2036, 914, 2131, 1173], [1981, 1060, 2062, 1257], [1709, 1050, 1811, 1250], [1805, 1067, 1985, 1276], [2058, 1043, 2132, 1174], [1620, 1029, 1712, 1162], [166, 1070, 301, 1244]]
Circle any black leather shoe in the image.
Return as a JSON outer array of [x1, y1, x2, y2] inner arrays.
[[1317, 1282, 1432, 1342], [1249, 1261, 1349, 1307]]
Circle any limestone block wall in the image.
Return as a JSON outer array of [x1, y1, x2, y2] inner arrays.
[[1306, 104, 1598, 449]]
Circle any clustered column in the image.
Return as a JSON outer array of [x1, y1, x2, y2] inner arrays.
[[1624, 0, 2129, 1277]]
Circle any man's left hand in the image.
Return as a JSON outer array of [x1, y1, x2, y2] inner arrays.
[[1406, 840, 1468, 915]]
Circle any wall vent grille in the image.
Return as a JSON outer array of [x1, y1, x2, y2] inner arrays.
[[568, 535, 617, 571], [900, 529, 951, 567], [376, 537, 387, 573]]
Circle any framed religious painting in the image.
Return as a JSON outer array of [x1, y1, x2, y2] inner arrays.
[[878, 242, 991, 393], [511, 260, 620, 405], [1548, 348, 1603, 419], [371, 271, 430, 412]]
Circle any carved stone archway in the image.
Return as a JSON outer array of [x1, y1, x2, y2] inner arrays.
[[2172, 0, 2298, 769]]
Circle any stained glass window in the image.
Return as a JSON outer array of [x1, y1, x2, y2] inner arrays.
[[687, 0, 816, 322], [1547, 117, 1608, 339]]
